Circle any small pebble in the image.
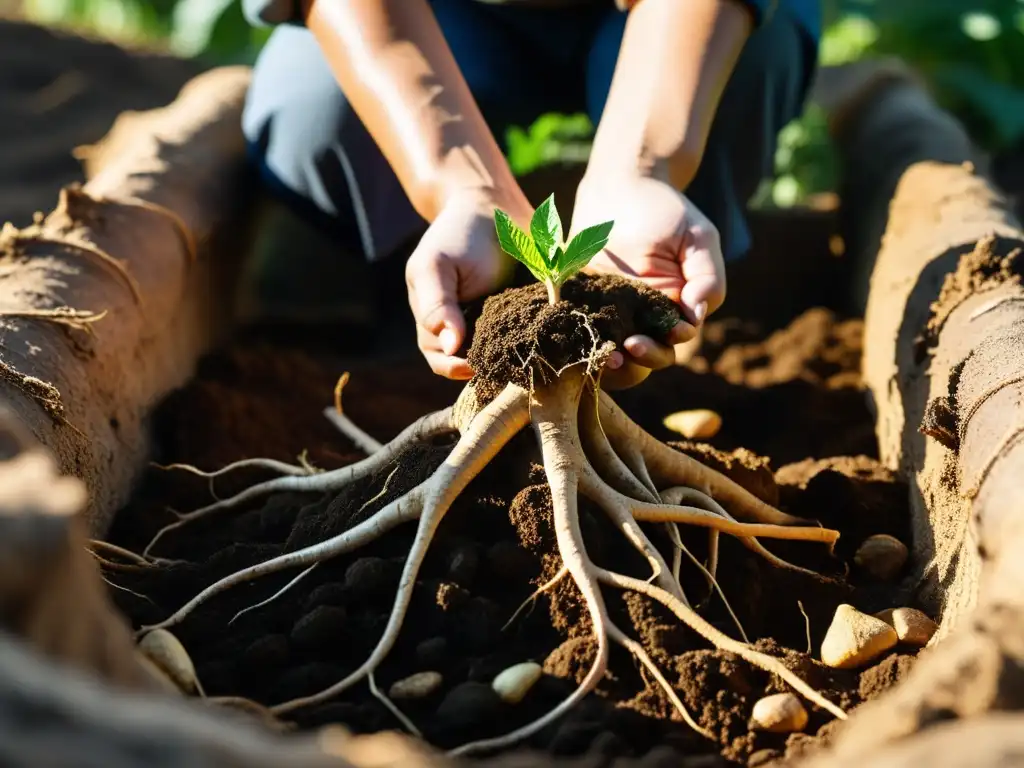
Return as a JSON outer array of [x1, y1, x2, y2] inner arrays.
[[854, 534, 908, 581], [446, 544, 480, 587], [454, 597, 500, 653], [434, 681, 503, 733], [388, 671, 443, 700], [662, 409, 722, 440], [415, 637, 449, 668], [750, 693, 808, 733], [888, 607, 937, 646], [492, 661, 543, 704], [821, 603, 898, 669], [748, 749, 782, 768], [344, 557, 400, 597], [138, 629, 199, 694]]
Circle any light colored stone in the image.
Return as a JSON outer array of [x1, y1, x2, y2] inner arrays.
[[138, 628, 199, 694], [492, 661, 543, 704], [136, 651, 184, 695], [853, 534, 908, 581], [821, 603, 898, 669], [388, 671, 443, 700], [873, 607, 895, 625], [662, 409, 722, 440], [890, 607, 937, 646], [750, 693, 808, 733]]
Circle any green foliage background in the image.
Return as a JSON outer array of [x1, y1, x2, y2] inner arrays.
[[16, 0, 1024, 207]]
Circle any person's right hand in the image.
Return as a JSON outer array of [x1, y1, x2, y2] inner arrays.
[[405, 188, 534, 379]]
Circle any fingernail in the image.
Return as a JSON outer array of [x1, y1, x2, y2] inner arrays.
[[439, 327, 458, 356], [607, 351, 624, 370], [694, 301, 708, 324], [624, 338, 649, 357]]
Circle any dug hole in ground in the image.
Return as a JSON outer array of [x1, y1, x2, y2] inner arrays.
[[0, 27, 1023, 768]]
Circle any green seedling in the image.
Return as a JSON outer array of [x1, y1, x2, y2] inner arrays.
[[494, 194, 613, 304]]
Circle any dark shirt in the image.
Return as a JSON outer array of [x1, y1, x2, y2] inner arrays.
[[242, 0, 822, 42]]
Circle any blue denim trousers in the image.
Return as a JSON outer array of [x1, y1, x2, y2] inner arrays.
[[242, 0, 816, 266]]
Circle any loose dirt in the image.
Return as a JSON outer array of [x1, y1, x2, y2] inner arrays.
[[0, 20, 198, 228], [107, 291, 921, 767], [466, 274, 679, 393]]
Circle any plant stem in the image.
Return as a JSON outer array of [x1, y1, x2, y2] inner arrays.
[[546, 279, 560, 304]]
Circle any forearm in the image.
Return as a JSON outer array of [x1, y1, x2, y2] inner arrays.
[[586, 0, 752, 189], [302, 0, 520, 222]]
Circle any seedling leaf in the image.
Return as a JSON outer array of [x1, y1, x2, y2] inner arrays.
[[495, 209, 548, 283], [556, 220, 613, 283], [531, 194, 563, 267]]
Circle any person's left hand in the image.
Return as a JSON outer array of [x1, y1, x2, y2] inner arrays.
[[570, 172, 726, 389]]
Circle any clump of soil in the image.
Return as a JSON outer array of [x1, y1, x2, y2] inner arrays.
[[108, 296, 924, 767], [466, 274, 679, 393]]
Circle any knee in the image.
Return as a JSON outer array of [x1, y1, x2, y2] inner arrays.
[[242, 28, 349, 208]]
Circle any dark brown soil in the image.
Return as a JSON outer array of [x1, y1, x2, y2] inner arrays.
[[614, 309, 874, 465], [0, 20, 198, 228], [466, 274, 679, 394], [107, 295, 921, 767]]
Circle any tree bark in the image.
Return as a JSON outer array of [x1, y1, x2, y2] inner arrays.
[[0, 66, 253, 535]]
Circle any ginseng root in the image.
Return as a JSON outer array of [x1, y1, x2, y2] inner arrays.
[[137, 353, 845, 755]]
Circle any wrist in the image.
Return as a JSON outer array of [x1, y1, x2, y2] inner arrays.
[[438, 176, 533, 223], [412, 144, 525, 222], [585, 139, 700, 190]]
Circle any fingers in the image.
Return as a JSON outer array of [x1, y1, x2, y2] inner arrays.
[[624, 335, 677, 370], [602, 332, 681, 391], [679, 215, 726, 324], [406, 251, 473, 380], [417, 326, 474, 379]]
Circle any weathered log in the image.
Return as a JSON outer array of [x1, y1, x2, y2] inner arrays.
[[0, 66, 253, 535], [0, 405, 158, 690], [798, 103, 1024, 762], [862, 162, 1022, 628]]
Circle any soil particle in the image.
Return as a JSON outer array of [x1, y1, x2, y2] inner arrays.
[[925, 235, 1023, 347], [433, 681, 506, 737], [466, 274, 679, 394], [290, 605, 349, 651], [416, 637, 450, 668], [304, 583, 348, 611], [344, 557, 403, 599], [857, 652, 915, 700], [446, 543, 481, 587]]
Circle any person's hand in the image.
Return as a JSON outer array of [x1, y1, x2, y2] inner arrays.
[[406, 188, 532, 379], [570, 173, 726, 389]]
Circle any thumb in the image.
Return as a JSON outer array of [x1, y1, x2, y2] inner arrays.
[[406, 253, 467, 356]]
